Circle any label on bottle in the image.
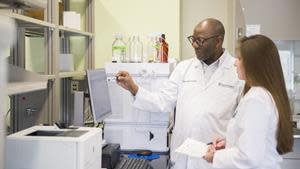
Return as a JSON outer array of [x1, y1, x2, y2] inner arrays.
[[112, 45, 126, 62], [159, 42, 168, 63], [153, 44, 160, 49], [112, 46, 126, 51]]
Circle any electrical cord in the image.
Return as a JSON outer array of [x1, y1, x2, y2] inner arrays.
[[5, 108, 11, 133]]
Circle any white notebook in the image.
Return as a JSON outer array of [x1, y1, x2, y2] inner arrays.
[[175, 138, 209, 158]]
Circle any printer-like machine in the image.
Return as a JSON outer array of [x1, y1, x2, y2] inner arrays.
[[5, 126, 102, 169], [5, 69, 113, 169]]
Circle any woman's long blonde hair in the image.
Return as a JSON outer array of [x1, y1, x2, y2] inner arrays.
[[237, 35, 293, 154]]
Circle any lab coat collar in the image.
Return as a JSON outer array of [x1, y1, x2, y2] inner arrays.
[[219, 50, 233, 69], [193, 49, 230, 69], [205, 50, 235, 88]]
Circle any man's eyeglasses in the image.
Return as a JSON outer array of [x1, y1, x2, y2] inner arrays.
[[187, 35, 220, 47]]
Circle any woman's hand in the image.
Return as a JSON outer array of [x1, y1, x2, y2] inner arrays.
[[203, 137, 226, 163], [203, 145, 215, 163], [213, 137, 226, 150]]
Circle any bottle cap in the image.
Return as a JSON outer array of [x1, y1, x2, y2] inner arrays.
[[114, 33, 123, 39]]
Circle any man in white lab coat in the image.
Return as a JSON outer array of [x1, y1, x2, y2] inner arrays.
[[116, 18, 243, 169]]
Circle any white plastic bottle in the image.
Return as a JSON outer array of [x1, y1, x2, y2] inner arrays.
[[112, 34, 126, 63]]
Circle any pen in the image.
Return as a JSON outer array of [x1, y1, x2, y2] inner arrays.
[[206, 138, 225, 146], [207, 142, 213, 145]]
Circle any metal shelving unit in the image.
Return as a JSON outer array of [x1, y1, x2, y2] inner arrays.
[[58, 26, 94, 37], [6, 81, 47, 95], [0, 0, 47, 9], [1, 0, 95, 132], [0, 11, 56, 28], [5, 63, 48, 96], [59, 70, 86, 78]]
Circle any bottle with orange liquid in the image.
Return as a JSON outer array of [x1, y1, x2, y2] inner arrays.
[[159, 34, 168, 63]]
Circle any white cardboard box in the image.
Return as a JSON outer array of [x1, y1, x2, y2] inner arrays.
[[60, 53, 74, 71], [63, 11, 81, 30]]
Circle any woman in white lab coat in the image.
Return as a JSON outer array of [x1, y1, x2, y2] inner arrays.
[[203, 34, 294, 169]]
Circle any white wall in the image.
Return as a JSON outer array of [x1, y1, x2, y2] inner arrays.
[[240, 0, 300, 40], [95, 0, 181, 68], [181, 0, 235, 60], [233, 0, 246, 51]]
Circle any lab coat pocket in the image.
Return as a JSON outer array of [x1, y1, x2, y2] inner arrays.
[[218, 82, 235, 89], [206, 82, 238, 117], [182, 79, 197, 83], [198, 84, 238, 136], [178, 79, 201, 98], [217, 77, 237, 92]]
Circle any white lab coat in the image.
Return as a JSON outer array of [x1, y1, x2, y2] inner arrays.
[[133, 51, 243, 169], [213, 87, 282, 169]]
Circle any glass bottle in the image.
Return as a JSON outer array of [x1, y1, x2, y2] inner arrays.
[[158, 34, 168, 63], [154, 34, 161, 62], [124, 37, 131, 63], [112, 34, 126, 63], [146, 34, 157, 62], [129, 35, 143, 63]]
